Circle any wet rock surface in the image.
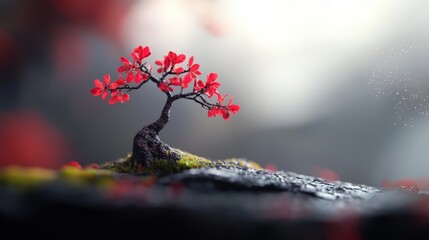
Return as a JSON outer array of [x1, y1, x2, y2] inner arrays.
[[161, 167, 379, 199], [1, 166, 428, 239]]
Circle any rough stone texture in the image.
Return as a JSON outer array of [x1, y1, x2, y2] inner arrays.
[[161, 167, 379, 199], [1, 166, 428, 239]]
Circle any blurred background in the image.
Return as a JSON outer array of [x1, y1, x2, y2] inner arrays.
[[1, 0, 429, 186]]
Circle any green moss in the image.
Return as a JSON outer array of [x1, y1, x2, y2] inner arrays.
[[0, 166, 118, 189], [0, 166, 57, 188], [59, 167, 114, 186], [0, 150, 261, 189], [102, 149, 261, 176]]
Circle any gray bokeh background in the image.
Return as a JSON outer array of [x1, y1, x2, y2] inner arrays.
[[2, 0, 429, 186]]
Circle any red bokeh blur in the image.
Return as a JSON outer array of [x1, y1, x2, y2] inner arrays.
[[265, 164, 278, 172], [326, 213, 361, 240], [314, 167, 340, 182], [381, 178, 429, 192], [0, 111, 71, 169]]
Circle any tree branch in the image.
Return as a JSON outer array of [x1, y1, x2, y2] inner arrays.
[[111, 79, 150, 93]]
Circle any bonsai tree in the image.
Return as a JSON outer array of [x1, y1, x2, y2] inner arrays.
[[90, 45, 240, 167]]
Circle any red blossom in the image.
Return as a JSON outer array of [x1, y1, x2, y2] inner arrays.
[[156, 52, 186, 74], [181, 74, 194, 88], [167, 51, 186, 65], [91, 45, 239, 123], [134, 71, 148, 84], [155, 60, 164, 73], [109, 92, 130, 105], [159, 82, 173, 93], [207, 106, 229, 120], [90, 74, 115, 100], [194, 79, 206, 92], [208, 107, 220, 118], [207, 94, 240, 120], [221, 109, 230, 120], [131, 45, 151, 63], [169, 76, 181, 86], [173, 66, 185, 74], [115, 77, 126, 86], [125, 71, 134, 83], [204, 73, 221, 98], [186, 56, 201, 79], [227, 97, 240, 114], [118, 56, 133, 73]]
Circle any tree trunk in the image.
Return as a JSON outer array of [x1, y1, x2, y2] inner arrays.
[[131, 98, 180, 167]]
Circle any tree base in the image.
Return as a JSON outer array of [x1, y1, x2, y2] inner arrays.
[[103, 148, 261, 176], [131, 126, 181, 167]]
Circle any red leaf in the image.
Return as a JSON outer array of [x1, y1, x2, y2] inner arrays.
[[141, 46, 151, 58], [176, 54, 186, 64], [222, 109, 230, 120], [109, 82, 118, 90], [197, 80, 205, 88], [194, 79, 205, 91], [188, 56, 194, 67], [217, 94, 227, 103], [190, 64, 200, 71], [116, 79, 126, 86], [122, 93, 130, 102], [130, 52, 138, 62], [207, 72, 218, 83], [168, 51, 177, 61], [101, 90, 109, 100], [228, 104, 240, 114], [103, 74, 111, 85], [118, 65, 131, 73], [159, 82, 170, 93], [169, 77, 181, 86], [126, 71, 134, 83], [173, 67, 184, 74], [120, 57, 131, 66], [208, 108, 216, 118], [134, 71, 147, 84], [109, 95, 118, 105], [182, 73, 193, 88], [90, 88, 102, 96], [94, 79, 103, 88]]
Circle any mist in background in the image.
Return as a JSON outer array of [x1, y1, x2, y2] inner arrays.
[[1, 0, 429, 186]]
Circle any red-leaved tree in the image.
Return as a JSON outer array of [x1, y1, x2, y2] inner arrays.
[[91, 45, 240, 166]]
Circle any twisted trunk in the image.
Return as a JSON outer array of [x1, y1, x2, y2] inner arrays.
[[131, 98, 180, 167]]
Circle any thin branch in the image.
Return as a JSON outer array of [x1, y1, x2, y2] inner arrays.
[[172, 88, 204, 101], [186, 97, 211, 110], [111, 79, 150, 93], [182, 94, 228, 111]]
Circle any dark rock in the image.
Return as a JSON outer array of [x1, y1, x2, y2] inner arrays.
[[0, 166, 428, 239], [160, 167, 379, 199]]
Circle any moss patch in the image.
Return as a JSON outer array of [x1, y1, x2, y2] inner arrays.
[[0, 166, 57, 188], [0, 166, 117, 189], [0, 150, 262, 188], [102, 148, 261, 176]]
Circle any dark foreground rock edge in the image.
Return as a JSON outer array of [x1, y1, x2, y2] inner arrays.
[[1, 166, 429, 240]]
